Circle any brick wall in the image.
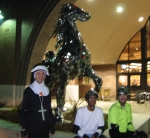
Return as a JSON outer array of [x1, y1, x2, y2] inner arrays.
[[0, 0, 77, 85], [90, 64, 116, 99], [0, 0, 117, 103]]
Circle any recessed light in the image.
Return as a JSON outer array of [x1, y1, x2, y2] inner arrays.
[[117, 7, 123, 13], [138, 17, 144, 22]]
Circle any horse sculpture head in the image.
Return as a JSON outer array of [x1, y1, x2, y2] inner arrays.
[[60, 3, 91, 22], [51, 3, 91, 49]]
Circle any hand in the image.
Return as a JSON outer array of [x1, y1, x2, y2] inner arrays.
[[92, 132, 99, 138], [83, 134, 89, 138], [21, 129, 27, 138], [49, 126, 55, 135]]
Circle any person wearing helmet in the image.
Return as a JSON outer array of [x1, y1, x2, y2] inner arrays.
[[108, 86, 136, 138], [72, 89, 106, 138], [19, 64, 55, 138]]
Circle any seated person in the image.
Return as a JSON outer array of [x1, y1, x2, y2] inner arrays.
[[72, 89, 106, 138], [108, 86, 136, 138]]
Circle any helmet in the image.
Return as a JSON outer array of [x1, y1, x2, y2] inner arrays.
[[117, 86, 129, 95], [85, 89, 98, 100]]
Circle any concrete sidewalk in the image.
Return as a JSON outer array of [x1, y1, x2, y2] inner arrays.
[[51, 131, 74, 138], [0, 100, 149, 138], [51, 129, 109, 138]]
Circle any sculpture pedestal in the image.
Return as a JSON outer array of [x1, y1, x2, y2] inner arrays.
[[65, 85, 79, 101]]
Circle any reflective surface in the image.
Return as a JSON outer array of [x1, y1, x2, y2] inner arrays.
[[119, 32, 141, 61], [43, 3, 102, 122]]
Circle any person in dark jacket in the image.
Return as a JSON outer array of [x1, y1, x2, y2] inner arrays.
[[20, 64, 55, 138]]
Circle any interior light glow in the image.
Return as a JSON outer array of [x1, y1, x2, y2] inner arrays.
[[121, 64, 127, 69], [135, 47, 138, 50], [117, 7, 123, 13], [129, 65, 138, 69], [138, 17, 144, 22], [130, 63, 141, 66], [0, 11, 4, 19]]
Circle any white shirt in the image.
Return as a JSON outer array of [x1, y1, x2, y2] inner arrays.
[[74, 106, 104, 135]]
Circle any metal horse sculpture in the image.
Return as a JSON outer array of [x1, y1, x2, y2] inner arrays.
[[43, 3, 102, 121]]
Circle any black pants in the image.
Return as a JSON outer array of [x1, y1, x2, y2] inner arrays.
[[109, 129, 136, 138], [74, 134, 107, 138], [28, 129, 49, 138]]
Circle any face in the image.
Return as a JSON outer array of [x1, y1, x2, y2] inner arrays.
[[35, 70, 46, 83], [87, 95, 97, 110], [118, 94, 127, 106]]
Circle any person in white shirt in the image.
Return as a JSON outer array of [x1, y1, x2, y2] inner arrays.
[[72, 89, 106, 138]]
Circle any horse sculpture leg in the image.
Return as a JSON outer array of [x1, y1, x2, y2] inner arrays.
[[85, 67, 103, 93], [55, 71, 68, 122]]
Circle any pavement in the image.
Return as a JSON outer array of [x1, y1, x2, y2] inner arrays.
[[51, 131, 74, 138], [50, 100, 150, 138], [0, 99, 150, 138]]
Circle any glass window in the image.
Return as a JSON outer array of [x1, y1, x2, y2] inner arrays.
[[147, 73, 150, 86], [129, 41, 141, 60], [130, 75, 140, 86], [118, 75, 128, 86], [117, 64, 128, 73], [118, 45, 128, 61], [147, 38, 150, 58], [146, 19, 150, 39], [130, 32, 141, 42], [118, 32, 141, 61], [146, 19, 150, 58], [129, 63, 142, 73], [117, 18, 150, 90], [117, 63, 141, 73], [147, 61, 150, 73]]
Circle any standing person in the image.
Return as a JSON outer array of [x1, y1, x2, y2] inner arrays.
[[72, 89, 106, 138], [108, 86, 136, 138], [20, 64, 55, 138]]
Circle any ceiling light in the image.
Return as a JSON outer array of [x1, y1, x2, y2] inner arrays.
[[138, 17, 144, 22], [117, 7, 123, 13]]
